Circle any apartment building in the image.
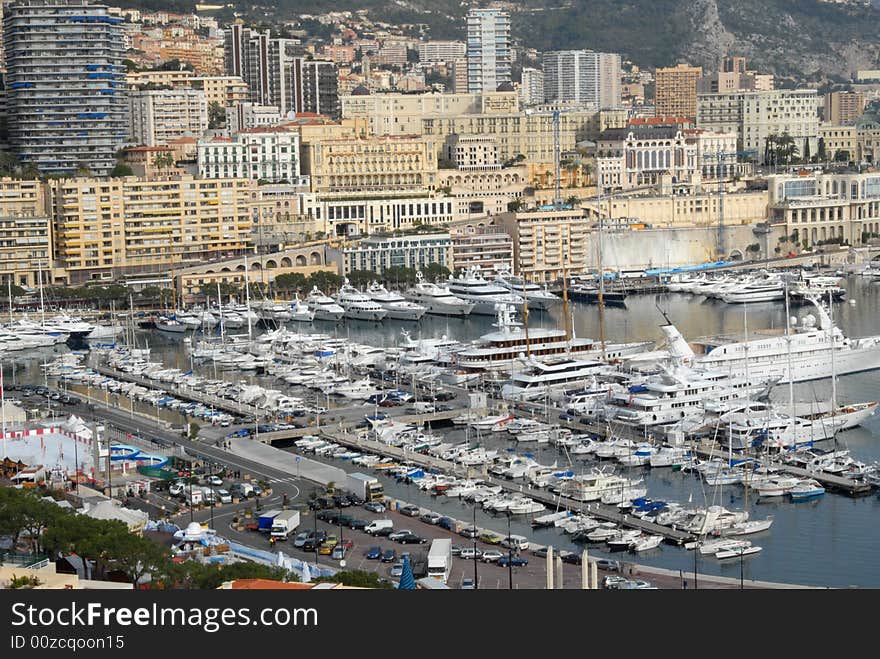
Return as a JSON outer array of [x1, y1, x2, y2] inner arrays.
[[300, 192, 456, 237], [697, 89, 819, 163], [824, 91, 866, 125], [48, 176, 253, 283], [466, 8, 511, 93], [128, 88, 208, 146], [520, 67, 545, 106], [445, 135, 500, 170], [341, 232, 453, 274], [542, 50, 621, 108], [198, 126, 302, 182], [767, 172, 880, 247], [192, 75, 250, 107], [226, 103, 283, 133], [819, 124, 858, 160], [418, 41, 466, 63], [451, 231, 514, 276], [654, 64, 702, 119], [0, 179, 51, 287], [4, 0, 129, 176], [497, 207, 590, 282]]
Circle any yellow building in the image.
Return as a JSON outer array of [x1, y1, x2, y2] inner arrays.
[[126, 69, 195, 89], [0, 178, 52, 287], [302, 134, 440, 194], [497, 208, 590, 282], [192, 76, 249, 108], [655, 64, 703, 119], [819, 124, 858, 160], [49, 176, 254, 283]]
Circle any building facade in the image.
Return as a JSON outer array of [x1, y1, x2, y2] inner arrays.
[[466, 8, 511, 94], [198, 126, 302, 182], [128, 88, 207, 146], [824, 91, 866, 125], [520, 67, 544, 106], [451, 230, 514, 276], [288, 58, 340, 119], [654, 64, 702, 119], [819, 124, 858, 160], [498, 208, 589, 282], [4, 0, 129, 176], [192, 75, 250, 108], [445, 135, 500, 170], [301, 191, 456, 237], [226, 102, 283, 133], [48, 176, 253, 282], [542, 50, 621, 109], [0, 179, 51, 287], [341, 232, 453, 275], [697, 89, 819, 164], [418, 40, 466, 63], [767, 172, 880, 247]]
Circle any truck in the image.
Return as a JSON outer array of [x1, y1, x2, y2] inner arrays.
[[257, 509, 283, 533], [426, 538, 452, 584], [346, 472, 384, 503], [270, 510, 301, 540]]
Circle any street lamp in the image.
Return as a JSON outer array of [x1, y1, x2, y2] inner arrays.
[[506, 510, 513, 590]]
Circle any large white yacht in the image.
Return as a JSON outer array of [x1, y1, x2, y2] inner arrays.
[[500, 358, 609, 401], [438, 303, 653, 371], [493, 267, 560, 311], [446, 266, 524, 315], [720, 278, 785, 303], [367, 281, 426, 321], [305, 287, 345, 321], [403, 272, 474, 316], [335, 280, 387, 321], [681, 297, 880, 383]]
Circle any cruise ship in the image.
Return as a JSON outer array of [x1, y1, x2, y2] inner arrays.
[[679, 297, 880, 383], [403, 272, 474, 316], [493, 268, 560, 311], [438, 304, 653, 371], [446, 266, 523, 315], [367, 282, 426, 321], [305, 287, 345, 321], [335, 280, 387, 321]]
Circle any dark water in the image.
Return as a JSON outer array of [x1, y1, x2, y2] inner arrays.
[[6, 275, 880, 587]]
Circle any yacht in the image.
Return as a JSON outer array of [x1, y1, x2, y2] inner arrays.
[[336, 280, 387, 321], [720, 278, 785, 303], [500, 358, 608, 401], [403, 272, 474, 316], [439, 303, 652, 372], [446, 266, 523, 315], [288, 296, 315, 323], [305, 287, 345, 321], [256, 300, 293, 323], [670, 298, 880, 383], [493, 267, 560, 310], [788, 480, 825, 501], [367, 282, 426, 321]]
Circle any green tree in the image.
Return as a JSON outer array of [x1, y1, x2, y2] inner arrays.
[[153, 152, 175, 171], [199, 282, 239, 301], [312, 570, 393, 589], [817, 137, 827, 162], [110, 163, 133, 177], [834, 149, 851, 162], [803, 138, 811, 163], [208, 101, 226, 130], [565, 195, 581, 207], [274, 272, 308, 292], [188, 422, 200, 440], [307, 271, 343, 293], [507, 198, 526, 212], [346, 269, 377, 288], [422, 263, 451, 281]]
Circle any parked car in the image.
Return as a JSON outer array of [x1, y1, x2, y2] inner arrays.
[[333, 495, 352, 508], [346, 494, 365, 506], [372, 526, 395, 538], [389, 562, 404, 578], [531, 546, 549, 558], [420, 512, 442, 525], [437, 517, 455, 531], [318, 537, 339, 555], [624, 579, 654, 590], [481, 550, 505, 563], [364, 501, 386, 513], [381, 548, 397, 563], [603, 575, 630, 589], [596, 558, 621, 572], [216, 489, 232, 504], [331, 545, 348, 560], [396, 533, 428, 545], [479, 531, 503, 545], [348, 518, 368, 531], [459, 547, 482, 560], [560, 552, 582, 565], [450, 545, 463, 557], [432, 390, 456, 402], [293, 532, 312, 548], [206, 475, 223, 487], [168, 481, 186, 497], [497, 556, 528, 567], [365, 546, 382, 560], [399, 504, 421, 517], [251, 484, 264, 497], [459, 527, 479, 539], [388, 529, 413, 542], [460, 578, 477, 589]]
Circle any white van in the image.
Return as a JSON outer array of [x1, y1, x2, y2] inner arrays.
[[364, 519, 393, 535], [412, 402, 436, 414], [501, 535, 530, 551]]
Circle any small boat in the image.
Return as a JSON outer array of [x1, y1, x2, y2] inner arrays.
[[715, 545, 762, 560], [720, 517, 774, 536], [630, 535, 663, 552], [788, 479, 825, 501]]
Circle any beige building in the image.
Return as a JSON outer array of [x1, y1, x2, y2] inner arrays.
[[341, 90, 519, 136], [819, 124, 858, 160], [825, 91, 866, 125], [697, 89, 819, 163], [302, 134, 439, 194], [445, 135, 500, 170], [49, 176, 254, 283], [0, 179, 51, 287], [451, 230, 514, 276], [192, 75, 250, 107], [655, 64, 703, 118], [583, 188, 769, 229], [437, 167, 527, 218], [126, 69, 195, 89], [767, 172, 880, 247], [422, 108, 626, 163], [128, 88, 208, 147], [497, 207, 589, 282], [341, 232, 453, 274]]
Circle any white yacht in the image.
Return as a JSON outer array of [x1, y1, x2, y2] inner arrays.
[[255, 300, 293, 323], [155, 316, 187, 334], [403, 272, 474, 316], [720, 278, 785, 303], [682, 297, 880, 383], [446, 266, 524, 315], [14, 318, 71, 344], [439, 303, 653, 372], [500, 358, 608, 401], [288, 296, 315, 323], [367, 281, 426, 321], [493, 267, 560, 311], [336, 280, 387, 321], [305, 287, 345, 321]]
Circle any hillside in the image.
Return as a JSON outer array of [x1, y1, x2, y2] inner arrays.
[[126, 0, 880, 80]]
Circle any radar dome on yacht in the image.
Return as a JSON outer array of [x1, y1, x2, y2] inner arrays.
[[790, 316, 798, 327], [803, 314, 816, 327]]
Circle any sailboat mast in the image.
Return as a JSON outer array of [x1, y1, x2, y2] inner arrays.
[[217, 281, 225, 344], [784, 282, 795, 436], [829, 290, 836, 413], [562, 258, 571, 342], [596, 182, 606, 361], [244, 254, 252, 344], [38, 262, 45, 328], [7, 278, 12, 324], [518, 256, 530, 359]]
